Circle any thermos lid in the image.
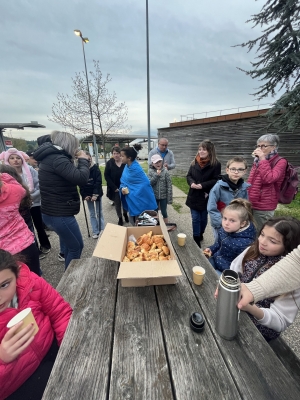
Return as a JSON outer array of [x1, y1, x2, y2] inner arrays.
[[190, 312, 205, 333]]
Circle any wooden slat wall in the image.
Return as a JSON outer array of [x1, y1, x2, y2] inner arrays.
[[158, 116, 300, 179]]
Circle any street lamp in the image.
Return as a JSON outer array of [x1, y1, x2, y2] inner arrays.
[[74, 29, 99, 165]]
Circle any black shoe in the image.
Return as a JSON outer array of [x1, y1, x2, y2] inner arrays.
[[39, 251, 46, 260], [118, 218, 124, 226], [123, 213, 129, 223], [193, 236, 201, 248]]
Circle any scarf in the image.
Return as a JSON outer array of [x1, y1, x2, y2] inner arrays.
[[254, 149, 278, 167], [240, 253, 283, 341], [196, 154, 210, 168]]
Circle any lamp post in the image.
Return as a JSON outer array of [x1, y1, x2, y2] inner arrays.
[[146, 0, 151, 152], [74, 29, 99, 165]]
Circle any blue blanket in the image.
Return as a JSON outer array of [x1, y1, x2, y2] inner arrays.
[[120, 160, 157, 216]]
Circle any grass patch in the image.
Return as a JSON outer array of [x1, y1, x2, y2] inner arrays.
[[172, 202, 183, 213], [275, 192, 300, 219], [171, 176, 189, 194], [141, 161, 148, 174]]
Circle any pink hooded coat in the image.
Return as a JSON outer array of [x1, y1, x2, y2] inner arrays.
[[0, 264, 72, 399], [0, 173, 34, 254], [248, 155, 287, 211], [0, 148, 34, 192]]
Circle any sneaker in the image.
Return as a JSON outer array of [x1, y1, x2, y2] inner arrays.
[[92, 234, 99, 239], [40, 246, 51, 254], [39, 251, 46, 260], [58, 253, 65, 262]]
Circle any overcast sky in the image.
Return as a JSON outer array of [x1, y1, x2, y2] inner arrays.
[[1, 0, 272, 141]]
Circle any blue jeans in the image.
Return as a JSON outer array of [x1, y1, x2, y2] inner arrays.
[[190, 209, 208, 237], [42, 214, 84, 269], [86, 199, 105, 235]]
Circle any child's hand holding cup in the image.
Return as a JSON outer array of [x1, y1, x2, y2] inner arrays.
[[122, 187, 129, 195]]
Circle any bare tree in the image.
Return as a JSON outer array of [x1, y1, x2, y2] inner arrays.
[[48, 60, 131, 156]]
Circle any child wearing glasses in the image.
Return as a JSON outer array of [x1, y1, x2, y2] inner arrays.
[[208, 156, 250, 240]]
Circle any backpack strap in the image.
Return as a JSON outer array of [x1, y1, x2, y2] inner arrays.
[[270, 154, 285, 168]]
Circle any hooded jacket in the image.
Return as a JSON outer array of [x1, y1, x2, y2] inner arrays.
[[208, 176, 251, 229], [209, 222, 256, 271], [0, 264, 72, 399], [248, 155, 287, 211], [33, 142, 89, 216], [148, 165, 173, 203], [0, 173, 34, 255]]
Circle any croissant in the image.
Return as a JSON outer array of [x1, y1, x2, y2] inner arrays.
[[162, 246, 170, 255]]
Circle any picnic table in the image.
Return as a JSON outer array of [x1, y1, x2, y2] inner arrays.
[[42, 228, 300, 400]]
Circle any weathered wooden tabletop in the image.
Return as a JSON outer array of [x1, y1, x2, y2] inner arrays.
[[42, 231, 300, 400]]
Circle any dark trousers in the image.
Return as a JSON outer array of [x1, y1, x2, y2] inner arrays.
[[6, 340, 59, 400], [114, 191, 127, 219], [17, 242, 41, 276], [30, 206, 51, 249]]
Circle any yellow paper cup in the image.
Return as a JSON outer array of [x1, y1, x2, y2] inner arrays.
[[177, 233, 186, 246], [193, 266, 206, 285], [7, 308, 39, 337]]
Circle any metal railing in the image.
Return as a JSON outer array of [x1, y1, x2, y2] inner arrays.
[[180, 103, 272, 122]]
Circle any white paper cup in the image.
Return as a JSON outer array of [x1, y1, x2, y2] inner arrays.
[[177, 233, 186, 246], [122, 187, 129, 194], [7, 308, 39, 337], [192, 266, 206, 285]]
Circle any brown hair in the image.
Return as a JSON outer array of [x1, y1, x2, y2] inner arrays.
[[243, 217, 300, 267], [112, 146, 121, 154], [0, 249, 20, 278], [226, 156, 247, 169], [192, 139, 219, 166], [225, 198, 254, 225]]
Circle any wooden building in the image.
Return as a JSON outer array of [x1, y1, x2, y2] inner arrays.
[[157, 109, 300, 178]]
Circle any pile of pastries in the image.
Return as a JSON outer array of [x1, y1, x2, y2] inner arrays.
[[123, 231, 171, 262]]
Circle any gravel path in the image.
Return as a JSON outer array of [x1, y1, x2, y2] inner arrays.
[[41, 185, 300, 357]]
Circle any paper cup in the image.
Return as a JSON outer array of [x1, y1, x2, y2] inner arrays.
[[7, 308, 39, 337], [193, 266, 205, 285], [122, 187, 129, 194], [177, 233, 186, 246]]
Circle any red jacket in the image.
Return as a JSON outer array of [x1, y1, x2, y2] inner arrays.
[[0, 264, 72, 399], [248, 155, 287, 211], [0, 173, 34, 254]]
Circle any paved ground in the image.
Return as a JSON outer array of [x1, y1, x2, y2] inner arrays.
[[41, 185, 300, 357]]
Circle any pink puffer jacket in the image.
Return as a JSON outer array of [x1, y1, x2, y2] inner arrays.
[[0, 264, 72, 399], [0, 173, 34, 254], [248, 155, 287, 211]]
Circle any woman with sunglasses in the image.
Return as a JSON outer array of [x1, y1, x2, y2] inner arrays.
[[248, 134, 287, 232]]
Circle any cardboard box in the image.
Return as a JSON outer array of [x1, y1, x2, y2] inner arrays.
[[93, 212, 182, 287]]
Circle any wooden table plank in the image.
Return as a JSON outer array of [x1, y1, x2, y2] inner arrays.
[[42, 257, 119, 400], [109, 284, 174, 400], [155, 273, 241, 399], [169, 231, 300, 399]]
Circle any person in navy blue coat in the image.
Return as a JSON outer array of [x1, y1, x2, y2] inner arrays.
[[204, 198, 256, 275]]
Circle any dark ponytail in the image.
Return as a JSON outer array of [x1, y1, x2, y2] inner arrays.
[[121, 143, 142, 161]]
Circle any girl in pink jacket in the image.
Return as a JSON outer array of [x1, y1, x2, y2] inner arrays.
[[0, 173, 40, 275], [0, 249, 72, 399], [248, 134, 287, 233]]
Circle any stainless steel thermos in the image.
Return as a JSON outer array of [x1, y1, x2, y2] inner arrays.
[[215, 269, 240, 340]]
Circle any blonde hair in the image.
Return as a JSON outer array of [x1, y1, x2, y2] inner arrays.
[[225, 198, 254, 225], [51, 131, 79, 158], [226, 156, 247, 169]]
